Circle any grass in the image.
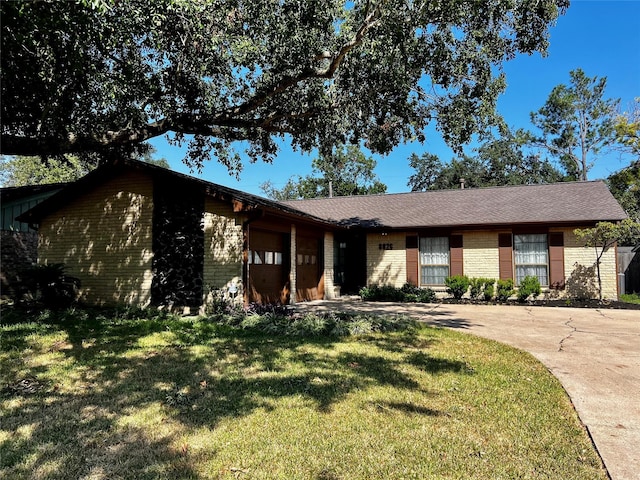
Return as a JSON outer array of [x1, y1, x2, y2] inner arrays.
[[620, 293, 640, 304], [1, 307, 606, 480]]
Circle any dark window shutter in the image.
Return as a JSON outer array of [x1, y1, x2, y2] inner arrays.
[[549, 232, 565, 289], [498, 233, 513, 280], [406, 235, 419, 285], [450, 235, 463, 276]]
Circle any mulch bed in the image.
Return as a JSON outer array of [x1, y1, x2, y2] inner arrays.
[[439, 298, 640, 310]]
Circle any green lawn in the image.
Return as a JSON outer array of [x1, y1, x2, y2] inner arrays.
[[1, 308, 606, 479]]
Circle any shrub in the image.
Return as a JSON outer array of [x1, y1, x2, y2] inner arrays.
[[233, 310, 416, 337], [444, 275, 470, 300], [483, 281, 495, 301], [360, 283, 436, 303], [496, 279, 515, 302], [469, 277, 495, 300], [15, 263, 80, 308], [359, 284, 404, 302], [517, 276, 542, 303]]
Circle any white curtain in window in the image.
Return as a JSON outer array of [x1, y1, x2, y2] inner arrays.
[[420, 237, 449, 285], [514, 234, 548, 285]]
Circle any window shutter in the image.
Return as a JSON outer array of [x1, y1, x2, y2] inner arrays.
[[406, 235, 419, 285], [450, 235, 463, 276], [498, 233, 513, 280], [549, 232, 565, 289]]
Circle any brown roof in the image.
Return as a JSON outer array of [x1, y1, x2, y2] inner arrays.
[[16, 159, 334, 228], [282, 181, 627, 229]]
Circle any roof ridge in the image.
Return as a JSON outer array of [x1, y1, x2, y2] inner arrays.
[[283, 180, 606, 203]]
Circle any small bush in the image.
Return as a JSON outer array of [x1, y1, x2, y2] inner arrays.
[[483, 281, 495, 301], [15, 263, 80, 308], [359, 283, 436, 303], [445, 275, 470, 300], [233, 310, 416, 337], [469, 277, 495, 301], [359, 284, 404, 302], [517, 276, 542, 303], [496, 279, 515, 302]]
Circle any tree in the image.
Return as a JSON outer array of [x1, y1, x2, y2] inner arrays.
[[607, 161, 640, 222], [0, 155, 98, 187], [407, 135, 564, 191], [525, 69, 619, 181], [261, 144, 386, 200], [614, 99, 640, 159], [574, 220, 640, 300], [476, 137, 565, 185], [0, 149, 170, 187], [2, 0, 569, 174]]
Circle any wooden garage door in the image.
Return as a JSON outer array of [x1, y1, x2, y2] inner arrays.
[[296, 235, 324, 302], [248, 229, 290, 304]]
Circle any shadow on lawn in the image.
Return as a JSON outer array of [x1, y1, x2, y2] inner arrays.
[[1, 307, 472, 479]]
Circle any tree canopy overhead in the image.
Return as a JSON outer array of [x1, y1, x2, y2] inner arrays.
[[1, 0, 569, 173]]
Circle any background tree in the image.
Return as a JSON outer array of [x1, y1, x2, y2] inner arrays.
[[407, 135, 563, 191], [261, 144, 386, 200], [1, 0, 569, 174], [614, 98, 640, 158], [0, 150, 169, 187], [574, 220, 640, 300], [607, 162, 640, 222], [0, 155, 98, 187], [524, 69, 619, 181], [604, 101, 640, 221]]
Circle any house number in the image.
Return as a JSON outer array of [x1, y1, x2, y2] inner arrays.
[[379, 243, 393, 250]]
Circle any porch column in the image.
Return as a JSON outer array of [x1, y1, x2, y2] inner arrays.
[[324, 231, 336, 299]]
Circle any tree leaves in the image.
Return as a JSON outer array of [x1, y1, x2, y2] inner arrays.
[[2, 0, 569, 171]]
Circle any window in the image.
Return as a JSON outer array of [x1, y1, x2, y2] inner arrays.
[[249, 250, 283, 265], [514, 234, 548, 286], [419, 237, 449, 285]]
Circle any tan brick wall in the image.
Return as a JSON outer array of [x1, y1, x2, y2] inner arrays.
[[363, 228, 619, 300], [366, 232, 406, 287], [461, 230, 501, 281], [560, 227, 618, 299], [39, 171, 154, 306], [202, 198, 244, 305]]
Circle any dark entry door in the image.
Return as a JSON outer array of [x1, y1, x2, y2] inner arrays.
[[334, 232, 367, 294]]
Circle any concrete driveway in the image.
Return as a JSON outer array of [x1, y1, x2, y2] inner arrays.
[[294, 299, 640, 480]]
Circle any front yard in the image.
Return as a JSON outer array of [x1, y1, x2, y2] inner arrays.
[[1, 307, 606, 479]]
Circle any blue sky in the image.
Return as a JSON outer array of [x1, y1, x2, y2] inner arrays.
[[151, 0, 640, 196]]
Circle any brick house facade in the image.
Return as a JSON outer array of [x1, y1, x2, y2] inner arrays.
[[16, 159, 627, 308]]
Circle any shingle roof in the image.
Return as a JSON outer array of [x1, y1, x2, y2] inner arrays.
[[15, 159, 334, 227], [282, 181, 627, 229]]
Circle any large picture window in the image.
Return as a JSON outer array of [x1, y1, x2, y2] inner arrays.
[[420, 237, 449, 285], [514, 234, 548, 286]]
